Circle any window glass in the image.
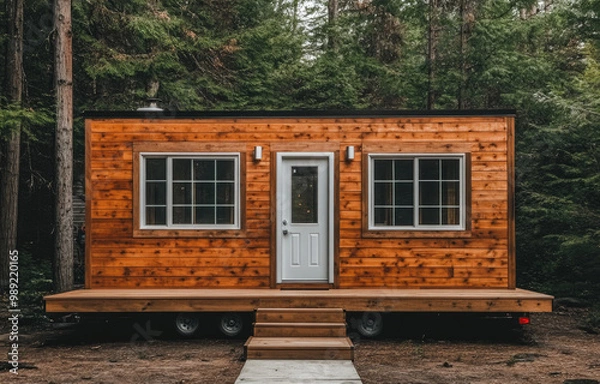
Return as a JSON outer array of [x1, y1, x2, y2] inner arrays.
[[394, 160, 413, 180], [217, 207, 235, 225], [442, 159, 460, 180], [217, 160, 235, 181], [291, 166, 319, 224], [195, 207, 215, 224], [146, 207, 166, 225], [173, 183, 192, 205], [394, 208, 413, 226], [442, 182, 460, 205], [173, 207, 192, 224], [173, 159, 191, 180], [374, 160, 393, 180], [374, 182, 393, 205], [394, 183, 413, 205], [193, 160, 215, 181], [419, 159, 440, 180], [374, 207, 393, 226], [194, 183, 213, 205], [216, 183, 234, 205], [146, 182, 166, 205], [146, 158, 166, 180]]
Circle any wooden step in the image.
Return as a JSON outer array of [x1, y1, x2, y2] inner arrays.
[[253, 322, 347, 337], [244, 336, 354, 360], [256, 308, 345, 323]]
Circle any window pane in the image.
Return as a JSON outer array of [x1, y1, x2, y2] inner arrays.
[[374, 160, 393, 180], [173, 183, 192, 204], [419, 159, 439, 180], [216, 207, 234, 224], [146, 182, 166, 205], [374, 182, 393, 205], [173, 207, 192, 224], [374, 208, 392, 226], [146, 158, 166, 180], [195, 183, 215, 205], [442, 159, 460, 180], [395, 208, 413, 226], [442, 208, 460, 225], [419, 208, 440, 225], [442, 182, 460, 205], [291, 166, 318, 224], [217, 160, 235, 181], [419, 181, 439, 205], [394, 160, 413, 180], [173, 159, 191, 180], [145, 207, 166, 225], [216, 183, 234, 205], [194, 160, 215, 181], [195, 207, 215, 224], [395, 182, 413, 205]]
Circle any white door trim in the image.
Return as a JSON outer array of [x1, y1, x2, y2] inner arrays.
[[276, 152, 335, 284]]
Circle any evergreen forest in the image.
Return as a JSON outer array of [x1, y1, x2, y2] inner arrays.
[[0, 0, 599, 311]]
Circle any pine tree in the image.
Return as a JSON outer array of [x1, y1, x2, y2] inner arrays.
[[53, 0, 73, 292], [0, 0, 23, 293]]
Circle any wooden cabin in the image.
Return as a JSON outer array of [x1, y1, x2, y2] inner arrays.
[[45, 110, 552, 349]]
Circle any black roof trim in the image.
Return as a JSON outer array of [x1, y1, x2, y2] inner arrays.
[[82, 109, 516, 119]]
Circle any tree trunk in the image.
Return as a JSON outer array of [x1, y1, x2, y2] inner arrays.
[[427, 0, 439, 110], [327, 0, 338, 51], [53, 0, 73, 292], [458, 0, 474, 109], [0, 0, 24, 293]]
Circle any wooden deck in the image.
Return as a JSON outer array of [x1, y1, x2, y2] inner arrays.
[[44, 288, 552, 314]]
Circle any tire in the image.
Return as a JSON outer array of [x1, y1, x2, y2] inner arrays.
[[174, 313, 201, 337], [218, 313, 245, 337], [355, 312, 383, 338]]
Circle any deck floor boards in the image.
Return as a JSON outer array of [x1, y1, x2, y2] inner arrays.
[[45, 288, 553, 314]]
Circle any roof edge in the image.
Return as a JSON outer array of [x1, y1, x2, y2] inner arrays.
[[82, 109, 516, 119]]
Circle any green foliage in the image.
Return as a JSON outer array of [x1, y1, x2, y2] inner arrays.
[[2, 0, 599, 303], [15, 250, 53, 321], [0, 101, 53, 140], [516, 35, 600, 301]]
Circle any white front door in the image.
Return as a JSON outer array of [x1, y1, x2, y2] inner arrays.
[[277, 153, 333, 283]]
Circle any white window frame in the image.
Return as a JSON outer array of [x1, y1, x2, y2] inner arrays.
[[368, 153, 466, 231], [140, 152, 241, 230]]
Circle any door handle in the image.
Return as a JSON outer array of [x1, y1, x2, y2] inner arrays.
[[282, 229, 289, 235]]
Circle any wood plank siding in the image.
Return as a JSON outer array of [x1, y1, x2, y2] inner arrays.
[[85, 112, 516, 290]]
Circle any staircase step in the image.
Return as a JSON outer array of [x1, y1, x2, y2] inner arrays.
[[253, 322, 347, 337], [244, 336, 354, 360], [256, 308, 345, 323]]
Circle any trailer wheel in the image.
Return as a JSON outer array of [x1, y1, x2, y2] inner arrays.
[[355, 312, 383, 338], [174, 313, 200, 337], [219, 313, 244, 337]]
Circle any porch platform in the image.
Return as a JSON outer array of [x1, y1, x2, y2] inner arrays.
[[44, 288, 552, 314]]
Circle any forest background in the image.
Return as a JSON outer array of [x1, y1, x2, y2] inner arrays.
[[0, 0, 599, 319]]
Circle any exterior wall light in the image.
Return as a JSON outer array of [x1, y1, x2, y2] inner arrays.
[[254, 146, 263, 161], [346, 146, 355, 162]]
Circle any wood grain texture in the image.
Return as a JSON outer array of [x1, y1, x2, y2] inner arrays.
[[85, 115, 516, 290], [44, 288, 553, 313]]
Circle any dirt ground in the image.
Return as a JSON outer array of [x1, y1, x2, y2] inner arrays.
[[1, 307, 599, 384]]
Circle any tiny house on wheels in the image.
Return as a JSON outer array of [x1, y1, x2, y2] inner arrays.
[[45, 110, 552, 358]]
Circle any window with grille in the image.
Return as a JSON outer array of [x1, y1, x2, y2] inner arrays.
[[141, 154, 240, 229], [369, 154, 465, 230]]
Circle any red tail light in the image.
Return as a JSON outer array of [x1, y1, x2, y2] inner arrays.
[[518, 316, 530, 325]]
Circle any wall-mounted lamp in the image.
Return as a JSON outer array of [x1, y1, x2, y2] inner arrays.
[[254, 146, 263, 161], [346, 145, 355, 162]]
